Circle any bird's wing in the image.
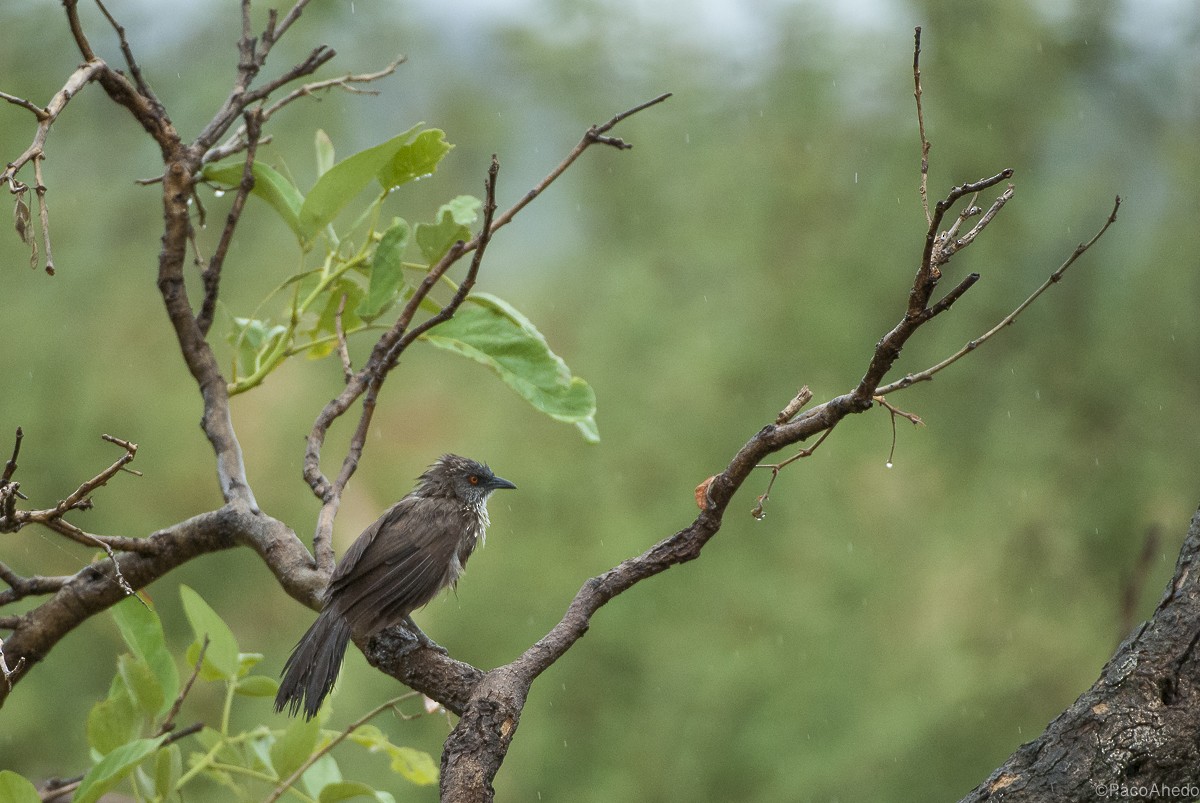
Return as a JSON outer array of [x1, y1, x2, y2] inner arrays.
[[327, 496, 469, 634]]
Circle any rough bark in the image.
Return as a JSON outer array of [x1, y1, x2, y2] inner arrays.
[[963, 505, 1200, 802]]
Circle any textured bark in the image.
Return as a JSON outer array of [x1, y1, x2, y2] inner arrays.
[[963, 505, 1200, 801]]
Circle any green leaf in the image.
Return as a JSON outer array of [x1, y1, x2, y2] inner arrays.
[[421, 293, 599, 441], [347, 725, 438, 786], [358, 218, 411, 321], [178, 585, 240, 680], [112, 596, 179, 717], [298, 123, 423, 239], [377, 129, 453, 190], [271, 712, 323, 781], [315, 130, 335, 177], [227, 317, 288, 378], [87, 675, 141, 755], [385, 746, 438, 785], [117, 653, 164, 716], [237, 652, 265, 677], [155, 744, 183, 798], [318, 780, 382, 802], [307, 278, 367, 359], [235, 674, 280, 697], [0, 770, 43, 803], [202, 161, 305, 241], [414, 195, 481, 264], [74, 736, 165, 803], [302, 753, 342, 798]]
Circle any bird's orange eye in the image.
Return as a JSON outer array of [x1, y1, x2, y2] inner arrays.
[[469, 475, 480, 485]]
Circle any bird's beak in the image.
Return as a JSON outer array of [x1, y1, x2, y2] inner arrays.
[[489, 475, 517, 491]]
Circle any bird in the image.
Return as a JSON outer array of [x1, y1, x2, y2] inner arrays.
[[274, 454, 516, 719]]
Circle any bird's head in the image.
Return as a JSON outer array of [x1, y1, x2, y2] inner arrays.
[[420, 454, 517, 504]]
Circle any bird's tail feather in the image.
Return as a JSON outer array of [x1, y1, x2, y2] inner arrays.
[[274, 609, 352, 720]]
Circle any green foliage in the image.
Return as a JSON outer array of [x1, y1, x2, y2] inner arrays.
[[203, 129, 597, 441], [423, 293, 600, 442], [0, 771, 41, 803], [4, 589, 437, 801]]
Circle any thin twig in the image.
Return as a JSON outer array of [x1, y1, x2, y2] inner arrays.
[[879, 196, 1121, 394], [751, 426, 836, 519], [913, 27, 931, 225], [157, 636, 208, 737], [94, 0, 160, 109], [199, 109, 262, 335]]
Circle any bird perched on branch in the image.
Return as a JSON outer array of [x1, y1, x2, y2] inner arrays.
[[275, 454, 517, 719]]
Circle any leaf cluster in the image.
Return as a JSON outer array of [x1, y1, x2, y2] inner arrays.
[[204, 127, 598, 441], [0, 590, 435, 803]]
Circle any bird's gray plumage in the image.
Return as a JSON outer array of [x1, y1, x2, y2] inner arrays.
[[275, 454, 515, 719]]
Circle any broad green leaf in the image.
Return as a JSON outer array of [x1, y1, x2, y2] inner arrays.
[[0, 770, 42, 803], [385, 747, 438, 785], [377, 129, 453, 190], [298, 123, 423, 238], [87, 675, 140, 755], [302, 753, 342, 798], [235, 674, 280, 697], [421, 293, 599, 442], [358, 218, 411, 321], [414, 195, 481, 264], [347, 726, 438, 786], [202, 161, 304, 240], [247, 731, 276, 773], [117, 653, 163, 717], [74, 735, 165, 803], [112, 596, 179, 716], [319, 780, 382, 802], [315, 130, 335, 177], [272, 712, 323, 781], [179, 585, 240, 680], [155, 744, 183, 798], [185, 640, 231, 682]]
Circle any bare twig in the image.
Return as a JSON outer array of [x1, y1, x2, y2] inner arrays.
[[913, 27, 931, 225], [94, 0, 161, 111], [202, 59, 403, 165], [157, 636, 208, 737], [198, 109, 262, 336], [750, 426, 836, 520], [879, 196, 1121, 394], [776, 386, 813, 424], [1, 60, 107, 274]]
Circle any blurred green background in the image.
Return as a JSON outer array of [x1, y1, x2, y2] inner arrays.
[[2, 0, 1199, 800]]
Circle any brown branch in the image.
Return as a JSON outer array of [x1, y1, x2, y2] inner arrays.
[[0, 503, 316, 707], [94, 0, 161, 112]]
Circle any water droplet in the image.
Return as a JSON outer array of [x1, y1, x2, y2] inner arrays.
[[885, 461, 893, 469]]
